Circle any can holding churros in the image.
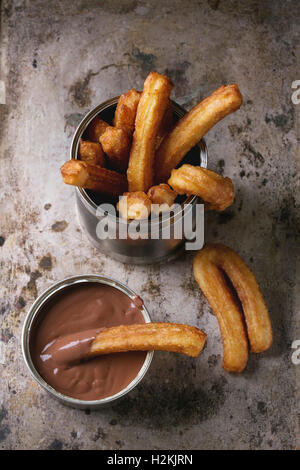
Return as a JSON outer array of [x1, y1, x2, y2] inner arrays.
[[22, 275, 153, 410], [70, 98, 208, 264]]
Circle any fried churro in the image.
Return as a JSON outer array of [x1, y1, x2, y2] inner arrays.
[[113, 88, 141, 136], [127, 72, 173, 192], [155, 84, 242, 182], [117, 191, 152, 220], [100, 126, 131, 172], [87, 322, 207, 358], [156, 100, 173, 149], [60, 159, 128, 196], [147, 183, 177, 213], [78, 139, 106, 167], [193, 244, 273, 372], [86, 116, 110, 142], [168, 164, 234, 211]]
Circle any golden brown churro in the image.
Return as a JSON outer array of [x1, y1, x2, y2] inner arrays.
[[155, 100, 173, 149], [168, 164, 234, 211], [155, 84, 242, 182], [147, 183, 177, 213], [87, 323, 207, 358], [117, 191, 152, 220], [86, 116, 110, 142], [113, 89, 141, 136], [60, 159, 128, 196], [193, 244, 273, 372], [100, 126, 131, 172], [78, 139, 106, 167], [127, 72, 173, 192]]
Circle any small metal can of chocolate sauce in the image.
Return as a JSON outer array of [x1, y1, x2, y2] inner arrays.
[[21, 274, 154, 409], [70, 98, 208, 264]]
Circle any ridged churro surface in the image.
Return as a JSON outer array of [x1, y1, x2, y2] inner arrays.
[[117, 191, 151, 220], [88, 322, 207, 358], [155, 100, 173, 149], [168, 164, 234, 211], [193, 244, 273, 372], [100, 126, 131, 172], [60, 159, 128, 196], [155, 84, 242, 182], [78, 139, 106, 167], [147, 183, 177, 213], [113, 89, 141, 135], [86, 116, 110, 142], [127, 72, 173, 192]]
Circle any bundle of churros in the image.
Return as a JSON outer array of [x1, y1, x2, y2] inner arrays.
[[60, 72, 273, 373], [60, 71, 242, 219]]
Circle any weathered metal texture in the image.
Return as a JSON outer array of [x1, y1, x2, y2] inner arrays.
[[0, 0, 299, 450]]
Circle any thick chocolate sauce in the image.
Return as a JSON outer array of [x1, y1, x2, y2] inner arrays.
[[30, 283, 147, 401]]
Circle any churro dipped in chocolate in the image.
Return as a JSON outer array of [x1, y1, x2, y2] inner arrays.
[[88, 323, 206, 358], [31, 283, 147, 401], [44, 323, 207, 364]]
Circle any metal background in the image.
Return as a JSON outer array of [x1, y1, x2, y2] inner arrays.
[[0, 0, 298, 450]]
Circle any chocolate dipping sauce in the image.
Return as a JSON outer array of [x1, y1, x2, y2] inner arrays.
[[30, 283, 147, 401]]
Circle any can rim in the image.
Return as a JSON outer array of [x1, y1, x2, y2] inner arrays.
[[69, 97, 208, 229], [21, 274, 154, 407]]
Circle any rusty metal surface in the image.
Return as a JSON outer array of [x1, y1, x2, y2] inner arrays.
[[0, 0, 299, 450]]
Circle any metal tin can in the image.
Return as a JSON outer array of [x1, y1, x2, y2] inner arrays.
[[22, 274, 153, 409], [70, 98, 208, 264]]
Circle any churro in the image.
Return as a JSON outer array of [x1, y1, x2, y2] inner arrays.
[[193, 244, 273, 372], [86, 116, 110, 142], [87, 322, 207, 358], [168, 164, 234, 211], [60, 159, 128, 196], [117, 191, 151, 220], [78, 139, 106, 167], [127, 72, 173, 192], [155, 84, 242, 182], [156, 100, 173, 149], [113, 88, 141, 135], [147, 183, 177, 213], [100, 126, 131, 172]]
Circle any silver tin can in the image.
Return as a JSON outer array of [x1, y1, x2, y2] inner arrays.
[[21, 274, 153, 410], [70, 98, 208, 264]]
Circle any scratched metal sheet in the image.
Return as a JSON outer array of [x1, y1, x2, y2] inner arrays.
[[0, 0, 299, 450]]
